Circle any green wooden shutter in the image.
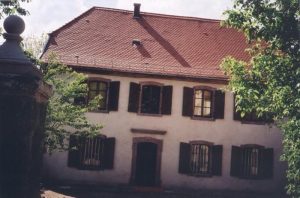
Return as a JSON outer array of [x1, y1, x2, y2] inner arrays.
[[230, 146, 242, 177], [161, 85, 173, 115], [128, 82, 140, 113], [178, 142, 191, 174], [182, 87, 194, 117], [213, 90, 225, 119], [67, 135, 80, 168], [102, 137, 116, 169], [108, 81, 120, 111], [212, 145, 223, 176]]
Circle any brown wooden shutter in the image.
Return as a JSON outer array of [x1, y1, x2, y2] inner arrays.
[[161, 86, 173, 115], [230, 146, 241, 177], [68, 135, 80, 168], [262, 148, 274, 179], [108, 81, 120, 111], [102, 137, 116, 169], [178, 142, 191, 174], [128, 82, 140, 113], [213, 90, 225, 119], [182, 87, 194, 117], [212, 145, 223, 176]]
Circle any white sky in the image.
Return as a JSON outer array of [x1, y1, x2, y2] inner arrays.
[[18, 0, 233, 37]]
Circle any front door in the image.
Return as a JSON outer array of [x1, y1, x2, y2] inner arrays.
[[135, 142, 157, 186]]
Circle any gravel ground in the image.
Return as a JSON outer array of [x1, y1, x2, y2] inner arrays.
[[40, 185, 288, 198]]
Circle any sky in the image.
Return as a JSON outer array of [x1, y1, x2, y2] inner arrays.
[[18, 0, 234, 37]]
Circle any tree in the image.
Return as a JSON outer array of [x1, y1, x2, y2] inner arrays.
[[221, 0, 300, 196], [26, 52, 102, 153]]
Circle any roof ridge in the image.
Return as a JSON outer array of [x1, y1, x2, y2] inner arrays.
[[49, 7, 96, 36], [92, 6, 221, 23]]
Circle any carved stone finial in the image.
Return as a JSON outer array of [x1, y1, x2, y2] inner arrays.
[[0, 15, 41, 79], [4, 15, 25, 35]]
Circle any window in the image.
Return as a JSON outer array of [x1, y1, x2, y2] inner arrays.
[[75, 79, 120, 112], [68, 135, 116, 170], [233, 97, 272, 123], [128, 82, 173, 115], [178, 141, 222, 176], [141, 85, 162, 114], [88, 81, 109, 110], [182, 86, 225, 119], [194, 89, 213, 117], [230, 145, 273, 179]]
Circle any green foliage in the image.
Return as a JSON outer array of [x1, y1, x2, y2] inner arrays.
[[222, 0, 300, 196], [39, 54, 102, 153], [43, 55, 102, 152]]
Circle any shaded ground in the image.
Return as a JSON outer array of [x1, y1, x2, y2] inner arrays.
[[41, 185, 288, 198]]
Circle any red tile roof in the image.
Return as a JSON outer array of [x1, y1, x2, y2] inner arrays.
[[42, 7, 249, 82]]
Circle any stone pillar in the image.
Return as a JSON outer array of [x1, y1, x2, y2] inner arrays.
[[0, 15, 52, 198]]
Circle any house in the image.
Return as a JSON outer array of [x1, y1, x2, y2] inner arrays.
[[41, 4, 286, 192]]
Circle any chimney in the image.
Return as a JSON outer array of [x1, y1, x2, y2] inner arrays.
[[133, 3, 141, 18]]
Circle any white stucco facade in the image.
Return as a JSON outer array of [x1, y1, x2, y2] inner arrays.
[[43, 73, 286, 192]]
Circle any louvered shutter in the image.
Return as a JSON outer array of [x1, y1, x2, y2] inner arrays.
[[262, 148, 274, 179], [108, 81, 120, 111], [161, 86, 173, 115], [128, 82, 141, 113], [230, 146, 241, 177], [213, 90, 225, 119], [178, 142, 191, 174], [212, 145, 223, 176], [182, 87, 194, 117], [68, 135, 80, 168], [102, 137, 116, 169]]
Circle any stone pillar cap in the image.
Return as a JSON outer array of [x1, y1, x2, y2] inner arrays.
[[0, 15, 41, 79]]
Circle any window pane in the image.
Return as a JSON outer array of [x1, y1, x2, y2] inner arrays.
[[204, 99, 211, 108], [88, 91, 98, 101], [99, 91, 107, 109], [81, 137, 103, 168], [242, 147, 260, 178], [194, 107, 202, 116], [190, 144, 210, 175], [99, 82, 107, 90], [89, 82, 98, 90], [250, 148, 259, 176], [141, 85, 161, 114], [194, 98, 202, 107], [203, 90, 211, 100], [195, 90, 202, 99], [203, 107, 211, 116]]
